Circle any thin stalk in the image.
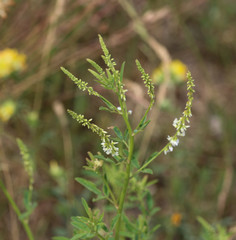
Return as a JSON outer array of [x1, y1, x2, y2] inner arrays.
[[0, 179, 34, 240], [115, 96, 134, 239]]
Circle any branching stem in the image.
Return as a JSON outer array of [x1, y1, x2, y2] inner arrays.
[[0, 179, 34, 240], [115, 97, 134, 239]]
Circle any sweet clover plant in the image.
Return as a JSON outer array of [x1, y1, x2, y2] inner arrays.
[[54, 35, 195, 240]]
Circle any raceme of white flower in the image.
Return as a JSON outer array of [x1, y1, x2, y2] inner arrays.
[[68, 110, 119, 157], [101, 140, 119, 157], [164, 71, 194, 155]]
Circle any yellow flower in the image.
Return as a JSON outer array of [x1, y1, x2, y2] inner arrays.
[[170, 60, 187, 81], [0, 100, 16, 122], [0, 48, 26, 78], [151, 60, 187, 84], [171, 212, 182, 226]]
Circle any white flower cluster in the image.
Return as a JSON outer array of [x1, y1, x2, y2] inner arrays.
[[164, 71, 194, 155], [101, 140, 119, 157], [164, 118, 190, 155]]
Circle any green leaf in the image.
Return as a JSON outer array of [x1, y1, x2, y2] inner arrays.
[[81, 198, 92, 218], [120, 62, 126, 82], [71, 216, 90, 231], [111, 214, 120, 230], [146, 179, 158, 187], [87, 58, 103, 73], [134, 116, 151, 134], [71, 232, 96, 240], [99, 95, 117, 111], [88, 69, 104, 84], [92, 195, 107, 202], [19, 202, 37, 221], [123, 214, 138, 233], [150, 223, 161, 234], [131, 155, 140, 169], [99, 106, 115, 113], [103, 182, 109, 197], [146, 192, 153, 210], [23, 190, 31, 210], [150, 207, 160, 216], [140, 168, 153, 175], [78, 232, 95, 239], [197, 217, 215, 232], [75, 177, 102, 195], [136, 115, 147, 131], [138, 120, 150, 132], [113, 127, 123, 140]]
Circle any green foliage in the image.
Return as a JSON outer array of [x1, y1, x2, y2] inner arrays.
[[2, 1, 236, 239], [197, 217, 232, 240], [16, 139, 37, 223], [56, 35, 195, 240], [0, 139, 36, 240]]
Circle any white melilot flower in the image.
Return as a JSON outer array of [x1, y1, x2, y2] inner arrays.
[[173, 118, 179, 128], [168, 145, 173, 152], [177, 130, 185, 137], [101, 140, 119, 157], [117, 106, 121, 111], [164, 149, 169, 155], [128, 110, 132, 115], [171, 138, 179, 147], [164, 71, 194, 156], [167, 135, 179, 147], [112, 147, 119, 157]]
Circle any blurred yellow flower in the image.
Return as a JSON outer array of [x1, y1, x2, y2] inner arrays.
[[171, 212, 182, 226], [0, 48, 26, 78], [152, 60, 187, 84], [0, 100, 16, 122], [171, 60, 187, 80]]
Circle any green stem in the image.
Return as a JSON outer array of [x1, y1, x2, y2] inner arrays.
[[0, 179, 35, 240], [115, 98, 134, 239]]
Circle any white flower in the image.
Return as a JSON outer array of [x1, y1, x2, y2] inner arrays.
[[164, 149, 169, 155], [128, 110, 132, 115], [164, 144, 174, 155], [117, 106, 121, 111], [167, 135, 179, 147], [168, 145, 173, 152], [101, 140, 119, 157], [171, 138, 179, 147], [173, 118, 179, 128]]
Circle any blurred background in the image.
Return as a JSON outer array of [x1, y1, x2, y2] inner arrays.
[[0, 0, 236, 239]]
